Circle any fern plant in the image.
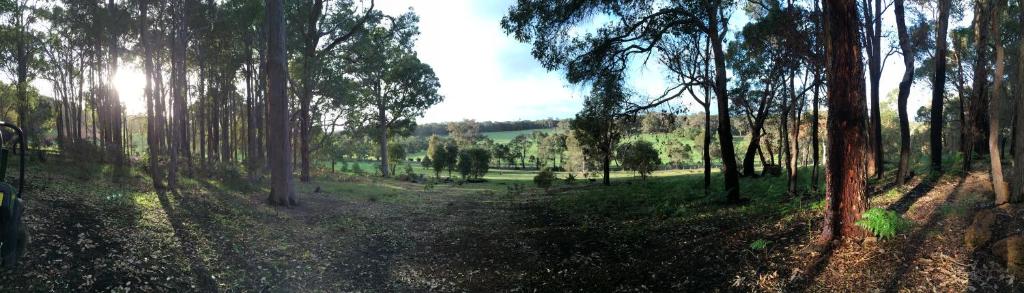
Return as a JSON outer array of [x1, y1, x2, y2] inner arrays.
[[855, 208, 912, 239]]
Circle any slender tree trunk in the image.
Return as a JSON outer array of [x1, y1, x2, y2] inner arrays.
[[820, 0, 870, 242], [708, 10, 743, 203], [863, 0, 884, 179], [16, 11, 29, 147], [988, 0, 1010, 204], [704, 101, 712, 197], [812, 69, 822, 190], [790, 75, 798, 194], [141, 0, 164, 190], [266, 0, 296, 206], [931, 0, 951, 171], [1014, 7, 1024, 203], [894, 0, 915, 185], [966, 0, 992, 173]]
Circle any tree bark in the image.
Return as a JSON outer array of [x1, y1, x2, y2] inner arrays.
[[812, 68, 822, 190], [965, 0, 992, 173], [931, 0, 951, 171], [141, 0, 164, 190], [820, 0, 870, 242], [266, 0, 297, 206], [894, 0, 915, 185], [708, 8, 743, 203], [1014, 7, 1024, 203], [988, 0, 1010, 204], [863, 0, 884, 179]]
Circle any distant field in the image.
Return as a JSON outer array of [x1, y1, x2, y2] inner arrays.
[[410, 128, 748, 166]]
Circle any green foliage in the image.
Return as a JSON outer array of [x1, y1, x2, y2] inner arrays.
[[456, 148, 491, 180], [616, 140, 662, 180], [352, 163, 365, 176], [533, 168, 556, 191], [750, 239, 771, 251], [855, 208, 913, 240]]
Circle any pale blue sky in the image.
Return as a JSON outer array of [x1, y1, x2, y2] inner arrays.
[[31, 1, 951, 124], [379, 0, 939, 123]]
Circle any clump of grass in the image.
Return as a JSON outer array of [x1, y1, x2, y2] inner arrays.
[[750, 238, 771, 251], [855, 208, 912, 240]]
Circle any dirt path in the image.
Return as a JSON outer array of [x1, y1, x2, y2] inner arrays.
[[791, 171, 1019, 292]]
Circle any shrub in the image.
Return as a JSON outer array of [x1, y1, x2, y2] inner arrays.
[[855, 208, 912, 240], [456, 148, 491, 181], [339, 160, 350, 172], [352, 163, 365, 176], [616, 141, 661, 180], [564, 173, 576, 185], [533, 168, 556, 192]]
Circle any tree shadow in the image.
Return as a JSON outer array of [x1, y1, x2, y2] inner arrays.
[[887, 174, 941, 215], [155, 189, 219, 292], [882, 176, 967, 291], [786, 242, 837, 292]]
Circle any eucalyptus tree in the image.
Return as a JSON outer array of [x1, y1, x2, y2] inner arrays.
[[930, 0, 952, 171], [266, 0, 296, 206], [503, 0, 746, 203], [660, 32, 714, 194], [1015, 6, 1024, 203], [861, 0, 890, 179], [287, 0, 376, 182], [345, 11, 442, 177], [893, 0, 915, 185], [820, 0, 871, 242], [988, 0, 1009, 204], [725, 4, 803, 178], [572, 74, 627, 186], [964, 0, 992, 172]]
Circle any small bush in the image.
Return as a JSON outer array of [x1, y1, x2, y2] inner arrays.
[[564, 173, 576, 185], [855, 208, 912, 240], [352, 163, 365, 176], [533, 168, 556, 192]]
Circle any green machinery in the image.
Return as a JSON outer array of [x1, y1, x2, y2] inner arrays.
[[0, 122, 26, 269]]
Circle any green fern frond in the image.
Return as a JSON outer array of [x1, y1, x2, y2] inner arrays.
[[855, 208, 912, 240]]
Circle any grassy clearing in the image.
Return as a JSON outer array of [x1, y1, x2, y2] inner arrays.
[[10, 154, 1002, 291]]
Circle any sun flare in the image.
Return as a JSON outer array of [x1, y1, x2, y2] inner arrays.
[[112, 66, 147, 115]]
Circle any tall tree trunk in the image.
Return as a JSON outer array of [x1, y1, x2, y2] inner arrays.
[[16, 11, 29, 147], [820, 0, 870, 242], [863, 0, 884, 179], [788, 74, 802, 194], [141, 0, 164, 190], [708, 10, 743, 203], [703, 98, 712, 197], [965, 0, 991, 173], [988, 0, 1010, 204], [894, 0, 915, 185], [266, 0, 296, 206], [169, 0, 188, 188], [931, 0, 951, 171], [1014, 7, 1024, 204], [812, 69, 822, 190]]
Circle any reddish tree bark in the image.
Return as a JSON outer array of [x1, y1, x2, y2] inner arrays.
[[820, 0, 870, 242]]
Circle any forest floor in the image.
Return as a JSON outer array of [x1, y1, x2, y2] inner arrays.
[[0, 157, 1020, 292]]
